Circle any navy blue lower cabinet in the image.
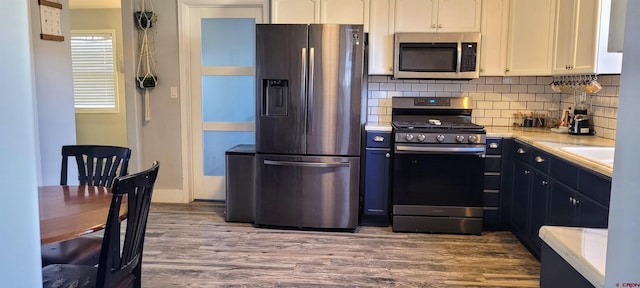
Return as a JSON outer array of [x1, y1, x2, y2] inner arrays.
[[361, 147, 391, 226], [528, 171, 549, 255], [548, 181, 577, 227], [511, 160, 531, 240], [540, 242, 594, 288]]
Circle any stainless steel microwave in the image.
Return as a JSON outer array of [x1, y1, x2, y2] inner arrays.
[[394, 32, 481, 79]]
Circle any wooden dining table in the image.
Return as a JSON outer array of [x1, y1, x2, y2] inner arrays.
[[39, 185, 127, 244]]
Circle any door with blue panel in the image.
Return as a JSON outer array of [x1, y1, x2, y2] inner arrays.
[[190, 8, 264, 200]]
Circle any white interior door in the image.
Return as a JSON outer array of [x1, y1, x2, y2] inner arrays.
[[189, 7, 263, 200]]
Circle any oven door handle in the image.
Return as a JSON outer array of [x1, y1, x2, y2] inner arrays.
[[395, 145, 486, 155]]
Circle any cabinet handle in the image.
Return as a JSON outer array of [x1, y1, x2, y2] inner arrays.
[[535, 156, 545, 163], [388, 67, 393, 72], [431, 24, 436, 28], [517, 148, 526, 154], [385, 153, 390, 158], [524, 170, 530, 175], [542, 180, 548, 186], [505, 68, 511, 72], [438, 24, 443, 28], [373, 136, 384, 142], [489, 142, 499, 149]]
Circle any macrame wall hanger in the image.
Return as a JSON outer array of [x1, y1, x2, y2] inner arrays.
[[135, 0, 157, 123]]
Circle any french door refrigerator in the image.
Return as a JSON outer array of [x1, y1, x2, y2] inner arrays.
[[255, 24, 364, 230]]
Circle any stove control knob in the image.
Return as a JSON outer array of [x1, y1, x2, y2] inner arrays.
[[417, 134, 426, 142], [405, 134, 414, 141], [468, 135, 478, 143], [456, 135, 465, 143], [436, 134, 445, 143]]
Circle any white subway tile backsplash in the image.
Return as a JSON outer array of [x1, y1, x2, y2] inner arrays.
[[367, 75, 620, 140]]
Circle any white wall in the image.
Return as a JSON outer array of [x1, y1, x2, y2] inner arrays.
[[30, 0, 77, 185], [0, 2, 44, 285], [605, 0, 640, 285], [71, 8, 128, 147]]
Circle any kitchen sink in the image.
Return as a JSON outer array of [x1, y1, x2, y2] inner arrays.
[[559, 146, 615, 167]]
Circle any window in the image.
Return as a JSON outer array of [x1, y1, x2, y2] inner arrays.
[[70, 30, 118, 112]]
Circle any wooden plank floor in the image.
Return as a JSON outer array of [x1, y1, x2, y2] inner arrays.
[[141, 201, 540, 287]]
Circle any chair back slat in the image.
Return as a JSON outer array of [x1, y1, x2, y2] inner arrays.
[[60, 145, 131, 188], [96, 161, 159, 288]]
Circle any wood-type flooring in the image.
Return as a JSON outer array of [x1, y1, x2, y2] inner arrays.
[[140, 201, 540, 287]]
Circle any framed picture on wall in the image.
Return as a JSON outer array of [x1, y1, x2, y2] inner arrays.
[[38, 0, 64, 41]]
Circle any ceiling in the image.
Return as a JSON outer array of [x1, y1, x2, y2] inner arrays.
[[69, 0, 121, 9]]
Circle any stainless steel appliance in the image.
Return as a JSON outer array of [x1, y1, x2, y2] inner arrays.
[[255, 24, 364, 230], [394, 32, 480, 79], [391, 97, 486, 234]]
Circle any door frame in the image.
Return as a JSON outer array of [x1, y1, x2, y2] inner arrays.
[[177, 0, 269, 201]]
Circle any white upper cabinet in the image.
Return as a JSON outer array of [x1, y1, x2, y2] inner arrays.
[[551, 0, 598, 75], [505, 0, 556, 76], [552, 0, 621, 75], [479, 0, 509, 76], [394, 0, 481, 32], [368, 0, 395, 74], [271, 0, 370, 31], [321, 0, 370, 28], [271, 0, 319, 24]]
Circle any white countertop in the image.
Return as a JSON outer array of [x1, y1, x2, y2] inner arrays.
[[486, 126, 615, 177], [539, 226, 607, 288], [365, 122, 392, 132]]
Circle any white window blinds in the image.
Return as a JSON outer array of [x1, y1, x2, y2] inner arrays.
[[70, 31, 118, 111]]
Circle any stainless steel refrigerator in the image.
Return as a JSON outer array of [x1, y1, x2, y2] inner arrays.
[[255, 24, 364, 230]]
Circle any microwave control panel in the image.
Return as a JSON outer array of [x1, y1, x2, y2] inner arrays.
[[460, 43, 477, 72]]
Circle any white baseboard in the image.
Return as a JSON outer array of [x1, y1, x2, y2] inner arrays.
[[151, 188, 190, 203]]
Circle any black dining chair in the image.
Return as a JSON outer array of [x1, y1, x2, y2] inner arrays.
[[42, 161, 160, 288], [41, 145, 132, 267]]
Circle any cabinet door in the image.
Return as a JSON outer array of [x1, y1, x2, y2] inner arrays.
[[321, 0, 369, 30], [363, 148, 391, 225], [480, 0, 509, 76], [551, 0, 577, 74], [505, 0, 555, 76], [511, 161, 531, 238], [437, 0, 482, 32], [368, 0, 394, 75], [271, 0, 319, 24], [551, 0, 598, 74], [577, 195, 609, 228], [529, 171, 549, 255], [394, 0, 438, 32], [548, 181, 576, 227]]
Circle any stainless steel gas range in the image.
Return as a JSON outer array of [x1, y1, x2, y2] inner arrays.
[[391, 97, 486, 235]]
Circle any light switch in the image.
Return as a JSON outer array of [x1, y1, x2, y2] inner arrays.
[[170, 86, 178, 99]]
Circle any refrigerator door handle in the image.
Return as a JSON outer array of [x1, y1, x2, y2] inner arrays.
[[301, 47, 308, 135], [264, 160, 350, 168], [308, 47, 315, 136]]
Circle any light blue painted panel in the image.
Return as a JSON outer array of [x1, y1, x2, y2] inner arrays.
[[203, 131, 255, 176], [201, 18, 255, 67], [202, 76, 255, 122]]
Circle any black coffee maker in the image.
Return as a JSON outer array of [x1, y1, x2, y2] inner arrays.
[[569, 108, 592, 135]]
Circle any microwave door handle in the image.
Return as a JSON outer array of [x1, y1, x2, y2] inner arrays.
[[456, 42, 462, 74]]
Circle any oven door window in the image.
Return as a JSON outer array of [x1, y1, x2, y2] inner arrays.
[[398, 43, 457, 72], [393, 152, 484, 207]]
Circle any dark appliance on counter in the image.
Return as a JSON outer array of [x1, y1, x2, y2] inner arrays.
[[254, 24, 365, 230], [569, 108, 593, 135], [391, 97, 486, 235]]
